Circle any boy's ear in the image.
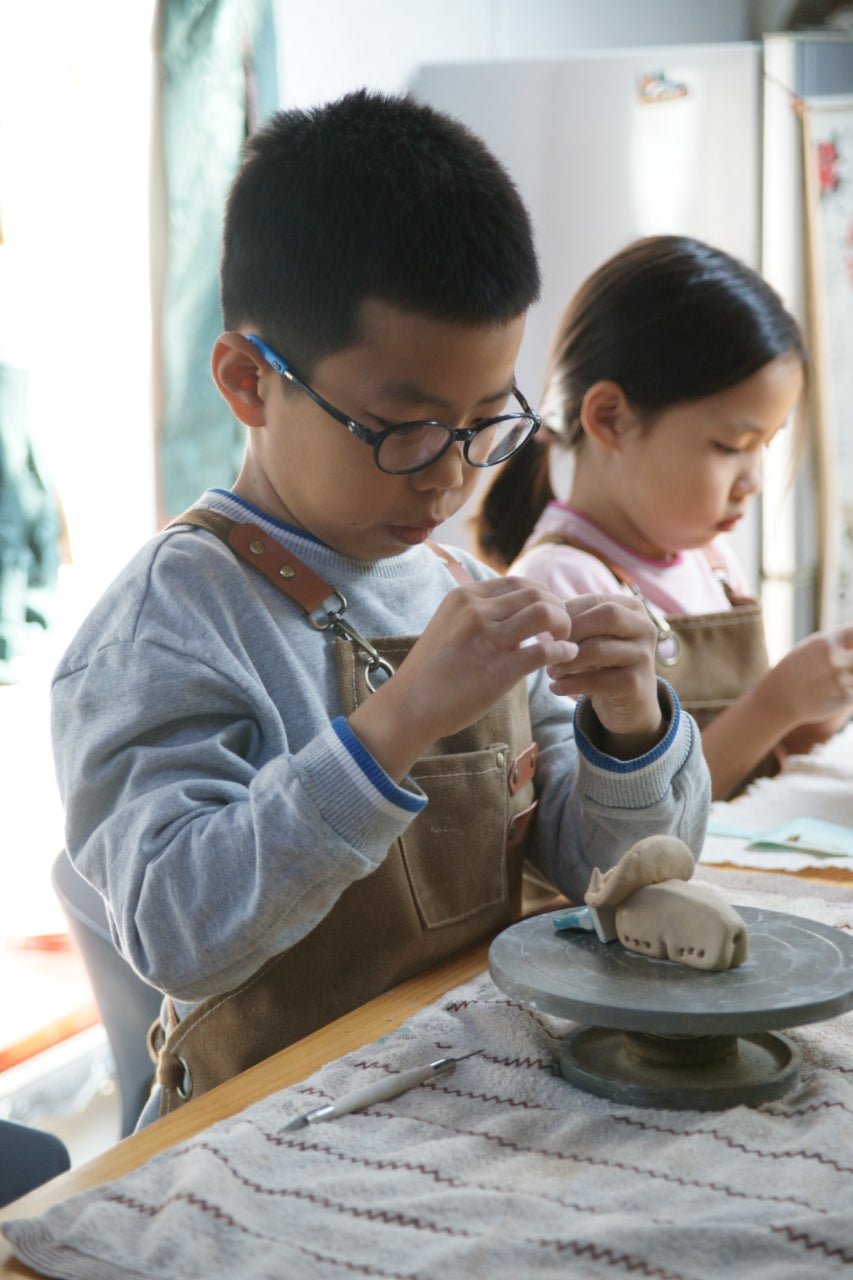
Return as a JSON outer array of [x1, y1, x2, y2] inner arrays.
[[211, 332, 268, 428], [580, 380, 635, 450]]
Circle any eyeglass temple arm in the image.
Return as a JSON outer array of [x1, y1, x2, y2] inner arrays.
[[246, 334, 293, 378], [246, 333, 378, 442], [512, 383, 540, 422]]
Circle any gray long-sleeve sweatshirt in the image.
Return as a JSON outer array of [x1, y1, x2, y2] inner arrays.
[[50, 488, 710, 1116]]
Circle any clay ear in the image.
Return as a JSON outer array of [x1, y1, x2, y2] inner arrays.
[[585, 835, 695, 908], [586, 867, 606, 897]]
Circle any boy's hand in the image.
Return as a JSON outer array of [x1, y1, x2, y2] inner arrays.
[[545, 593, 665, 759], [348, 581, 665, 781], [348, 576, 580, 781]]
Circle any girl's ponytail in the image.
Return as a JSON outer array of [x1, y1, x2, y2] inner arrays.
[[472, 435, 554, 571]]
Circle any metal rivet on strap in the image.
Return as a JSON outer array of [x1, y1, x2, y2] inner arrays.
[[512, 768, 520, 786], [176, 1055, 193, 1101], [279, 564, 296, 580], [249, 539, 265, 556]]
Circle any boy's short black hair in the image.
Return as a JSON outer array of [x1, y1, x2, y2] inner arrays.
[[220, 89, 540, 376]]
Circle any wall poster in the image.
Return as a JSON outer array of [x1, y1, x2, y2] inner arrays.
[[801, 95, 853, 629]]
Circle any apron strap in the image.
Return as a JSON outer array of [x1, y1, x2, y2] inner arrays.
[[425, 540, 471, 585], [171, 508, 344, 614], [170, 507, 474, 688], [531, 531, 738, 603], [171, 510, 473, 606], [530, 531, 637, 590]]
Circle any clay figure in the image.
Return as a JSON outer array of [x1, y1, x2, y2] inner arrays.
[[584, 835, 749, 971], [614, 879, 749, 970]]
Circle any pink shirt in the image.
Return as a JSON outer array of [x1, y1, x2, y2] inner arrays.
[[511, 504, 752, 616]]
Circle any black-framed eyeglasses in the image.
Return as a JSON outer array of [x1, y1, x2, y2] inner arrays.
[[246, 334, 541, 475]]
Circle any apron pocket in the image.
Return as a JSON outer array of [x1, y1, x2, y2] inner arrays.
[[401, 744, 510, 929]]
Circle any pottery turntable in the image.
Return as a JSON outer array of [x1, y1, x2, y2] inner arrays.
[[489, 904, 853, 1110]]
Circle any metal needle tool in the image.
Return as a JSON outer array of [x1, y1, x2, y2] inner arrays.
[[279, 1049, 481, 1132]]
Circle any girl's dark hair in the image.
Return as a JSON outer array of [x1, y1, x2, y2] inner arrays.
[[220, 89, 540, 377], [475, 234, 808, 569]]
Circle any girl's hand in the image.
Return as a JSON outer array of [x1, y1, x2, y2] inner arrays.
[[347, 576, 580, 780], [546, 593, 665, 758], [767, 625, 853, 730], [703, 624, 853, 799]]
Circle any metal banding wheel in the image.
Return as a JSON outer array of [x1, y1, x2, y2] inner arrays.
[[489, 906, 853, 1109]]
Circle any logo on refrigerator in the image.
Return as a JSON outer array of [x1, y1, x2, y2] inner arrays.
[[637, 71, 689, 104]]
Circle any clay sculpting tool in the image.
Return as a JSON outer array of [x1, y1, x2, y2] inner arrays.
[[280, 1049, 481, 1131]]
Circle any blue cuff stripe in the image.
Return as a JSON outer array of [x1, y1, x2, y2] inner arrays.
[[331, 717, 425, 813], [574, 685, 681, 774]]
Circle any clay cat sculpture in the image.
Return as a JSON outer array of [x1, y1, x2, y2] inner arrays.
[[585, 835, 749, 971]]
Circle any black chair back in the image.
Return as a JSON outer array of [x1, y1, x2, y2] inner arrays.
[[0, 1118, 70, 1208]]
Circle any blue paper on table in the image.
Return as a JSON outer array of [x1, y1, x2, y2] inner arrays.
[[706, 816, 853, 858]]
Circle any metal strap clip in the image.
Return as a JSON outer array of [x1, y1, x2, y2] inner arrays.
[[330, 614, 395, 691], [624, 582, 683, 666]]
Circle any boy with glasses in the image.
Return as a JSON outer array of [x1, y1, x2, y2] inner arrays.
[[51, 90, 709, 1125]]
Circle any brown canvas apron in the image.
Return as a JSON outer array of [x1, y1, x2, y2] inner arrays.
[[531, 533, 770, 728], [150, 511, 540, 1114], [531, 533, 777, 793]]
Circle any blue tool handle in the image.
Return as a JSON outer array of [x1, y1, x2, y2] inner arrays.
[[553, 906, 596, 932]]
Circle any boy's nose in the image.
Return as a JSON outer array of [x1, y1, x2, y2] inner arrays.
[[409, 441, 468, 491]]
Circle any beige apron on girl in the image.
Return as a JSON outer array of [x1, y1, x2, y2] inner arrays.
[[533, 533, 777, 792], [150, 510, 540, 1114]]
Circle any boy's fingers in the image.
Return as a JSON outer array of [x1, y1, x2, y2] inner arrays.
[[465, 577, 574, 640], [524, 638, 580, 669], [476, 575, 568, 612], [564, 592, 622, 616], [564, 593, 655, 644]]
